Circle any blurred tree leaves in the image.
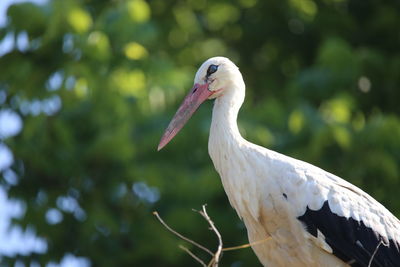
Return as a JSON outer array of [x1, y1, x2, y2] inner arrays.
[[0, 0, 400, 266]]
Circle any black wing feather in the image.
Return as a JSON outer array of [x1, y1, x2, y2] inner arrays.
[[298, 201, 400, 267]]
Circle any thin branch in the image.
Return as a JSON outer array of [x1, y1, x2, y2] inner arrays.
[[179, 245, 207, 267], [154, 205, 270, 267], [207, 257, 216, 267], [223, 236, 272, 252], [368, 240, 387, 267], [153, 211, 214, 256], [197, 205, 223, 267]]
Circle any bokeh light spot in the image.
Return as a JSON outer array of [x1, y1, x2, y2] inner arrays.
[[0, 144, 13, 171], [288, 110, 305, 134], [45, 208, 63, 225], [75, 78, 89, 98], [67, 7, 92, 33], [358, 76, 371, 93], [127, 0, 151, 23], [290, 0, 317, 20], [239, 0, 258, 8], [124, 42, 148, 60], [321, 96, 352, 124], [87, 31, 111, 60], [0, 109, 23, 139], [111, 69, 146, 98], [206, 3, 240, 31]]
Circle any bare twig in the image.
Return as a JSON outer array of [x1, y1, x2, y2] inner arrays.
[[223, 237, 271, 251], [368, 239, 388, 267], [154, 205, 272, 267], [153, 211, 213, 256], [197, 205, 223, 267], [179, 245, 207, 267]]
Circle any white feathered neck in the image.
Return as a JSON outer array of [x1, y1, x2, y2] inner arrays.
[[207, 73, 261, 217], [208, 71, 246, 160]]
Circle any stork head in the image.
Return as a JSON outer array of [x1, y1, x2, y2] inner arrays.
[[158, 56, 241, 151]]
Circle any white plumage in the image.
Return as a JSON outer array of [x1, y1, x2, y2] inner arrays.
[[159, 57, 400, 266]]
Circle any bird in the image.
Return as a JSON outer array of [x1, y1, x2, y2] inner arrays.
[[157, 57, 400, 267]]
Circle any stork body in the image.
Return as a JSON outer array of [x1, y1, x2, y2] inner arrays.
[[158, 57, 400, 266]]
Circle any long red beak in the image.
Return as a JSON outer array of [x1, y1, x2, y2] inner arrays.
[[158, 83, 213, 151]]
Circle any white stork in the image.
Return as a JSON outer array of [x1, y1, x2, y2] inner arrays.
[[158, 57, 400, 267]]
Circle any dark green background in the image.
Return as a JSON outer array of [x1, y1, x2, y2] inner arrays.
[[1, 0, 400, 266]]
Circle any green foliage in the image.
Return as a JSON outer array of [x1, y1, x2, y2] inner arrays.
[[1, 0, 400, 266]]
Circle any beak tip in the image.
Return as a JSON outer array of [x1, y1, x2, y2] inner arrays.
[[157, 139, 167, 151]]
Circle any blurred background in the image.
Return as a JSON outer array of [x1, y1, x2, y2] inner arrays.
[[0, 0, 400, 266]]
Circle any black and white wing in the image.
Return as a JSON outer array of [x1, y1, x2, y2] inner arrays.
[[283, 157, 400, 267], [298, 187, 400, 266]]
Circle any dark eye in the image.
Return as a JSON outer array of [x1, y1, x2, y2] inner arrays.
[[207, 64, 218, 76]]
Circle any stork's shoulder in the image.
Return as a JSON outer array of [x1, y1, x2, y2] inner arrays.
[[246, 142, 400, 234]]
